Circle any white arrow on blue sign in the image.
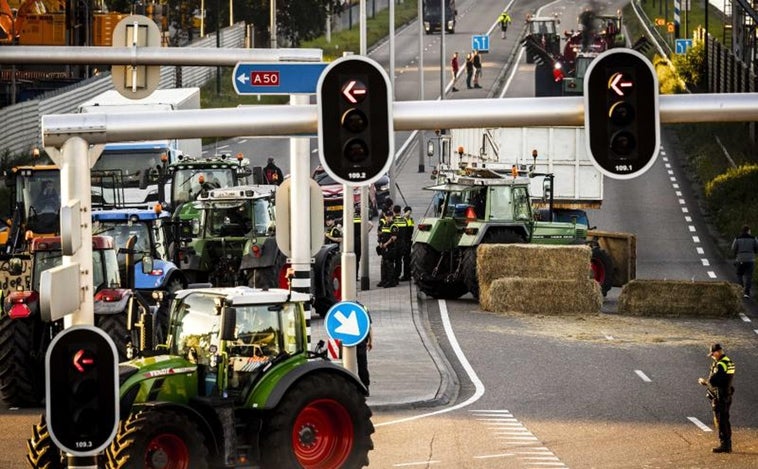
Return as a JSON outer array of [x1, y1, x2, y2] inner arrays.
[[324, 301, 370, 347], [472, 34, 490, 53], [233, 62, 328, 95]]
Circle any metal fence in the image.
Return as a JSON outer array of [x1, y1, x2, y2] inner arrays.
[[0, 22, 246, 156]]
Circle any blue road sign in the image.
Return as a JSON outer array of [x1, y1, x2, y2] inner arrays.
[[233, 62, 328, 95], [472, 34, 490, 53], [324, 301, 370, 347], [675, 39, 693, 54]]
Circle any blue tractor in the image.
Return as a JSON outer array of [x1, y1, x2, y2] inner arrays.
[[92, 208, 188, 295]]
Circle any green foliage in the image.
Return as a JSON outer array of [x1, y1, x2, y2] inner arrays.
[[301, 0, 419, 61], [653, 55, 685, 94], [704, 164, 758, 236], [671, 40, 705, 91]]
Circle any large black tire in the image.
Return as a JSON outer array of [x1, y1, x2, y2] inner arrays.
[[462, 230, 526, 300], [410, 243, 467, 299], [316, 251, 342, 318], [26, 415, 65, 469], [95, 313, 129, 361], [250, 251, 288, 290], [105, 409, 209, 469], [0, 315, 46, 408], [261, 373, 373, 469], [591, 245, 614, 297]]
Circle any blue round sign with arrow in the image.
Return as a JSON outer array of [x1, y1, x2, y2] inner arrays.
[[324, 301, 370, 347]]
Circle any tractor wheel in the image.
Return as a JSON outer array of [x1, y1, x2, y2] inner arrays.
[[261, 373, 373, 469], [106, 409, 208, 469], [591, 246, 614, 297], [410, 243, 467, 299], [461, 230, 525, 300], [27, 415, 65, 469], [95, 313, 129, 361], [0, 315, 45, 407], [250, 252, 287, 290]]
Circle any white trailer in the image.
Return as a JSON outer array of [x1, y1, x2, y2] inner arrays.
[[78, 88, 202, 208], [450, 126, 603, 209]]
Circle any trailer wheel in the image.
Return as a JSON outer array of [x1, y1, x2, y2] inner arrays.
[[410, 243, 467, 299], [106, 409, 208, 469], [462, 230, 525, 300], [0, 315, 45, 407], [26, 415, 65, 469], [591, 246, 614, 296], [95, 313, 129, 361], [261, 373, 373, 469]]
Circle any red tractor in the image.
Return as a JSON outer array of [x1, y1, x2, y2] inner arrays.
[[0, 236, 133, 408]]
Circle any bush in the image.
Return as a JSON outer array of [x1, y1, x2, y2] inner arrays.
[[704, 164, 758, 235]]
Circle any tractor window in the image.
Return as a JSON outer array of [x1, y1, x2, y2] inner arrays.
[[513, 187, 532, 221], [252, 198, 274, 236], [93, 222, 151, 266], [174, 293, 221, 364], [233, 305, 281, 358], [93, 149, 164, 189], [32, 251, 62, 290], [489, 186, 513, 220], [207, 202, 251, 237]]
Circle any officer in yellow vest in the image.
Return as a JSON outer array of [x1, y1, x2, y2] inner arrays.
[[376, 211, 399, 288], [698, 343, 736, 453]]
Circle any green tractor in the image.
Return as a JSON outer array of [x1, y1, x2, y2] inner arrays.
[[175, 185, 342, 317], [27, 286, 374, 468], [411, 162, 613, 299]]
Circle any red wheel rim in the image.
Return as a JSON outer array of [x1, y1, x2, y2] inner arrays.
[[145, 433, 190, 469], [591, 259, 606, 284], [292, 398, 353, 468], [330, 263, 342, 301], [278, 263, 291, 289]]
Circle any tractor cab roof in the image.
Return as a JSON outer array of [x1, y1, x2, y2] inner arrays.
[[173, 286, 311, 306], [92, 208, 169, 222]]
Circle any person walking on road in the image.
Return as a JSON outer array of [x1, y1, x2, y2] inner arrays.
[[498, 10, 512, 39], [465, 52, 474, 89], [450, 51, 460, 92], [731, 224, 758, 298], [698, 343, 736, 453], [472, 50, 482, 88]]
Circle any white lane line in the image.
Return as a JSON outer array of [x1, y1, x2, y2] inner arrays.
[[393, 461, 442, 467], [739, 313, 751, 323], [701, 259, 710, 266], [670, 177, 677, 182], [682, 207, 689, 213], [376, 300, 484, 426], [688, 416, 712, 432], [708, 271, 717, 279], [679, 198, 686, 204], [696, 247, 704, 254], [237, 139, 247, 144], [692, 236, 700, 243], [688, 225, 696, 232], [685, 215, 692, 222], [635, 370, 652, 382], [473, 453, 516, 459], [673, 183, 680, 189]]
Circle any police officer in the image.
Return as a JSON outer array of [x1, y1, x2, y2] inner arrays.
[[391, 205, 409, 282], [377, 210, 399, 288], [400, 206, 414, 281], [698, 343, 736, 453], [324, 216, 342, 245]]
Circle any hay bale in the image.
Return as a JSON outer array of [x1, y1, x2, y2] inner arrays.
[[478, 244, 592, 301], [482, 276, 602, 315], [617, 279, 743, 317]]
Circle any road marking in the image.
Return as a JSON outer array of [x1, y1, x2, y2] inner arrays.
[[696, 247, 704, 254], [688, 225, 696, 232], [685, 215, 691, 222], [679, 198, 686, 205], [708, 271, 717, 279], [393, 461, 441, 467], [237, 139, 247, 144], [701, 259, 710, 266], [682, 206, 689, 213], [635, 370, 652, 382], [692, 236, 700, 243], [473, 453, 516, 459], [673, 183, 679, 189], [739, 313, 751, 322], [688, 416, 712, 432], [670, 176, 677, 182], [376, 300, 484, 427]]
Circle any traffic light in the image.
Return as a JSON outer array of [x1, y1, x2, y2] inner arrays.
[[317, 55, 393, 186], [46, 326, 119, 456], [584, 49, 660, 179]]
